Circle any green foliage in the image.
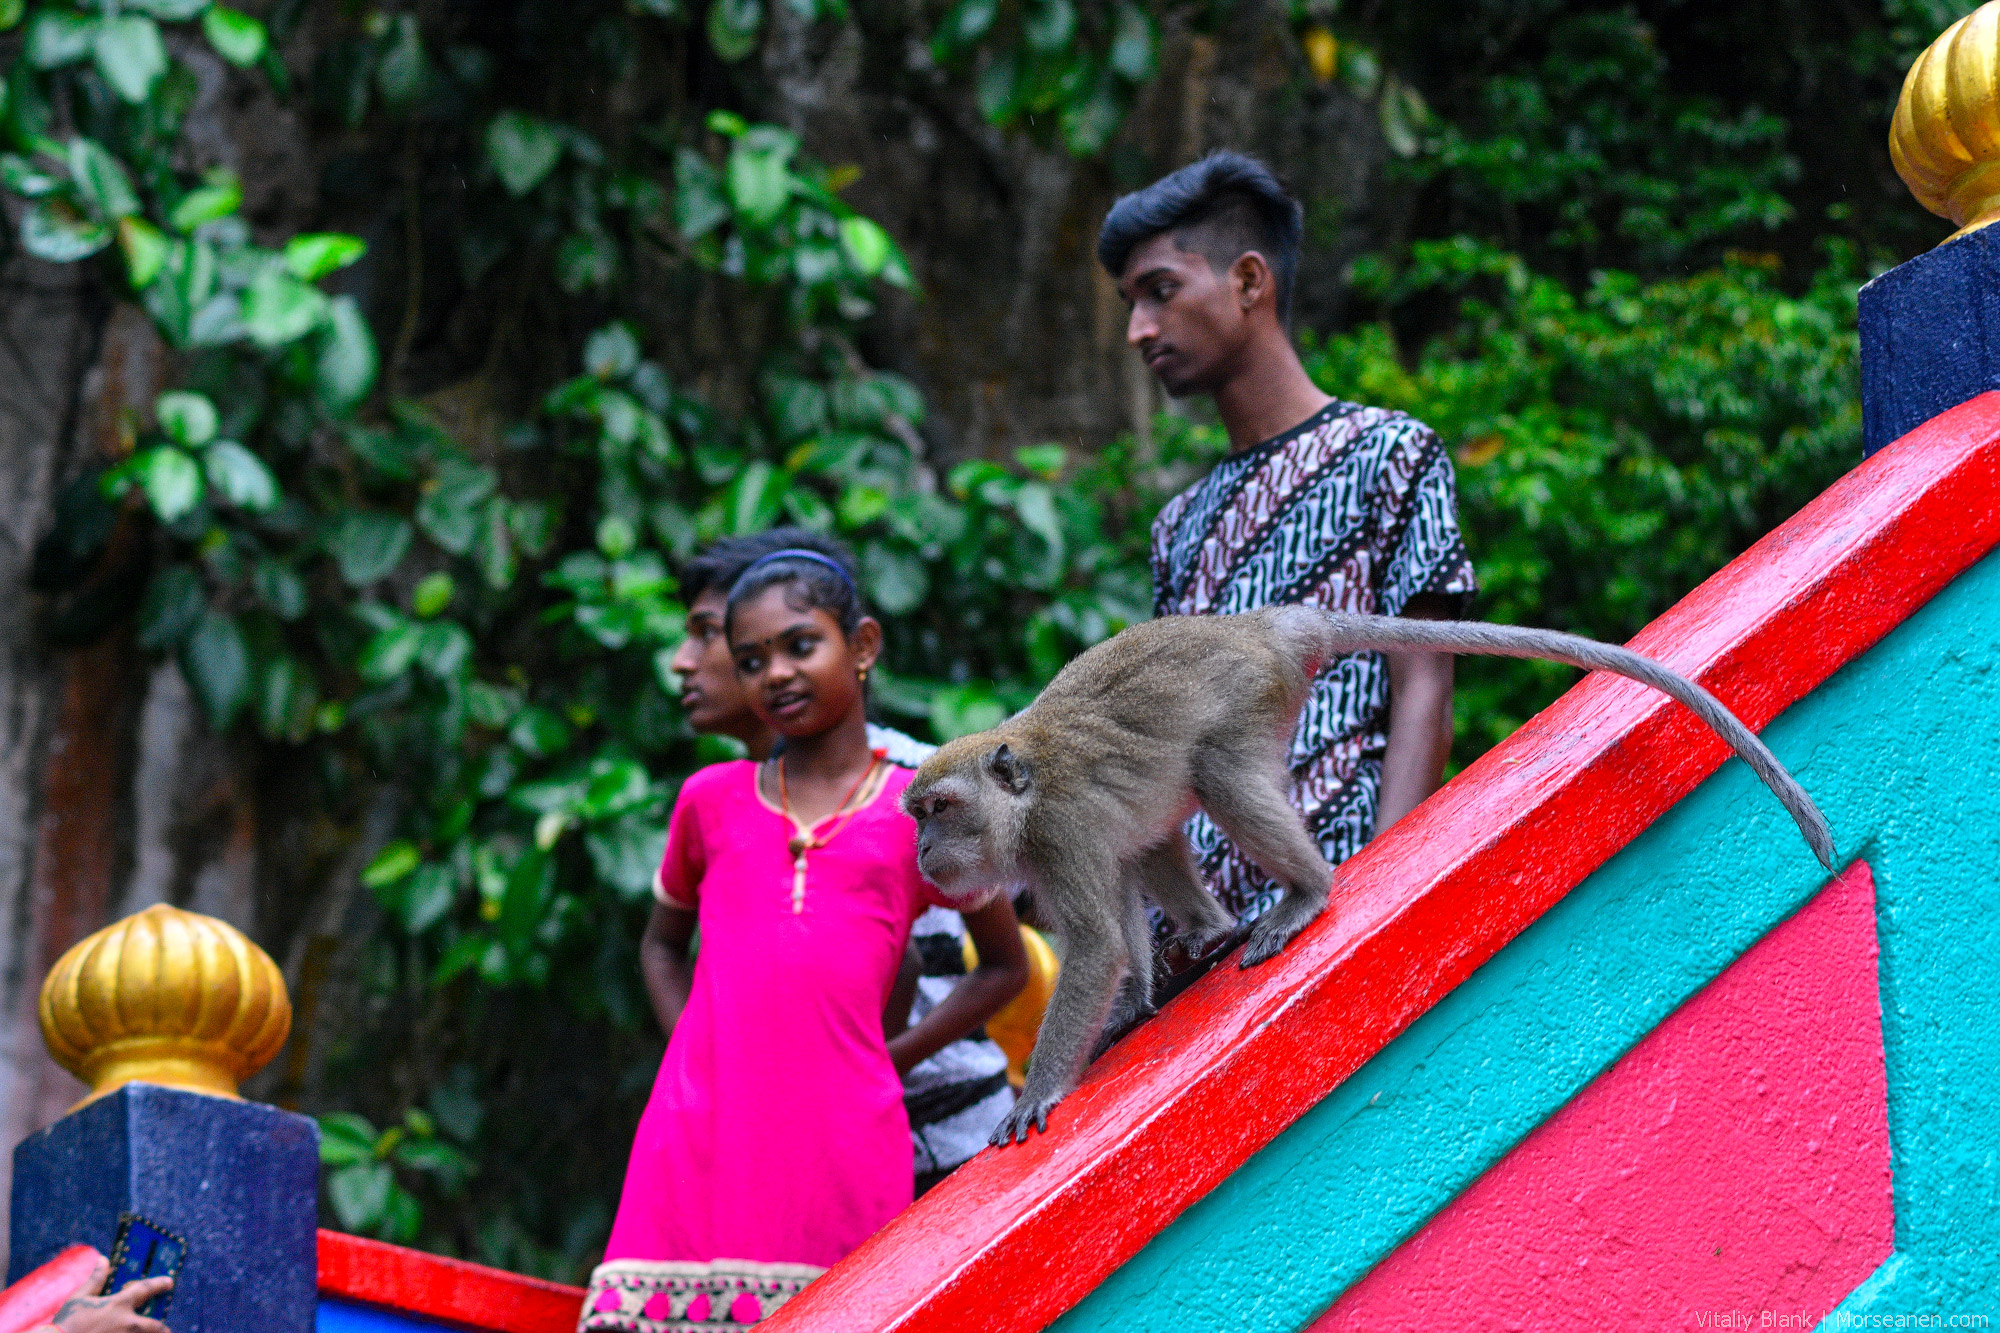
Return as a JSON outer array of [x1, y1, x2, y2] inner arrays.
[[1308, 240, 1860, 755], [201, 6, 266, 67], [1294, 1, 1896, 759], [927, 0, 1213, 153], [1413, 11, 1799, 274], [485, 112, 563, 197], [155, 390, 217, 447], [319, 1099, 480, 1245]]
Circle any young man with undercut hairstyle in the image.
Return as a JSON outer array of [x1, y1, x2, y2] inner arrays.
[[1100, 151, 1477, 948], [660, 528, 1016, 1194]]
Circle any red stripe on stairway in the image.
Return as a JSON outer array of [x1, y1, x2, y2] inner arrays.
[[760, 395, 2000, 1333], [317, 1230, 583, 1333]]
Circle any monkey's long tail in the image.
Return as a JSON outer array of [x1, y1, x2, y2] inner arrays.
[[1304, 611, 1835, 869]]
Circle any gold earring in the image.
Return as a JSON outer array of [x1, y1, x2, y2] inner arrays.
[[858, 665, 870, 685]]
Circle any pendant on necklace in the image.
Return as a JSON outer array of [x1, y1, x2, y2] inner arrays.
[[788, 835, 810, 858]]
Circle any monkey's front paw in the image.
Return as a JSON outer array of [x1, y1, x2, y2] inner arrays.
[[990, 1092, 1063, 1145]]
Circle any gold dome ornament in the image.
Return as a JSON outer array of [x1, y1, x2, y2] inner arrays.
[[1891, 0, 2000, 241], [39, 903, 292, 1108]]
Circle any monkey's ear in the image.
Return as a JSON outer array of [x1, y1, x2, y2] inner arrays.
[[985, 743, 1032, 794]]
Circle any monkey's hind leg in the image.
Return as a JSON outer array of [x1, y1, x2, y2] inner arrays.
[[1194, 750, 1333, 968], [1142, 832, 1236, 959]]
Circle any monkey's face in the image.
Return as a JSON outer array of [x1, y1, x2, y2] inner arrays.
[[903, 740, 1033, 907]]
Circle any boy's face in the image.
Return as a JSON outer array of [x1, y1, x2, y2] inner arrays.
[[1117, 230, 1252, 398], [670, 589, 756, 738]]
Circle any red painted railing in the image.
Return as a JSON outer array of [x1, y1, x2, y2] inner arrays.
[[317, 1230, 583, 1333], [758, 395, 2000, 1332]]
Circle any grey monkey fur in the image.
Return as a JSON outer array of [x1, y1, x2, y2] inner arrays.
[[901, 608, 1834, 1145]]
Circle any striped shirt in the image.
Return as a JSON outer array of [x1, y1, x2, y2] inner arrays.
[[1150, 400, 1478, 925]]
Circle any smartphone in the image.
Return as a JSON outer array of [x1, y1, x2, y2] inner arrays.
[[104, 1214, 185, 1320]]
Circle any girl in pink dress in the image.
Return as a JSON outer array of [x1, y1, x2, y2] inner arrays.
[[582, 549, 1028, 1332]]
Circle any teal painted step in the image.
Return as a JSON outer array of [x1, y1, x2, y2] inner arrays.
[[1055, 549, 2000, 1333]]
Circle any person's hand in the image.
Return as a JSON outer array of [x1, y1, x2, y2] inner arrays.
[[45, 1261, 170, 1333]]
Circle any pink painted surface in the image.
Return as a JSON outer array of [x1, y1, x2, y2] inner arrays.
[[1313, 862, 1893, 1332]]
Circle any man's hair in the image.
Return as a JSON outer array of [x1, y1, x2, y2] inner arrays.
[[679, 527, 858, 606], [1097, 151, 1305, 325]]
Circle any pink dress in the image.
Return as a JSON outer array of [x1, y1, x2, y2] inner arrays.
[[582, 759, 942, 1331]]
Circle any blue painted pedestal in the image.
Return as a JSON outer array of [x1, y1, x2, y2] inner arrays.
[[8, 1082, 320, 1333], [1860, 223, 2000, 455]]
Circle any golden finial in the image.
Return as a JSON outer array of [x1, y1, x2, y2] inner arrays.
[[39, 903, 291, 1108], [1891, 0, 2000, 241]]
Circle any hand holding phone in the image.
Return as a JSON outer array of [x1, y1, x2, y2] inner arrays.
[[48, 1214, 187, 1333], [101, 1216, 181, 1322], [44, 1261, 172, 1333]]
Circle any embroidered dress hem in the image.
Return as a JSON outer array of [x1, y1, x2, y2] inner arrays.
[[580, 1258, 824, 1331]]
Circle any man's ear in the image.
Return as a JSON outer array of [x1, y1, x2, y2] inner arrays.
[[984, 743, 1032, 794], [1231, 250, 1273, 314]]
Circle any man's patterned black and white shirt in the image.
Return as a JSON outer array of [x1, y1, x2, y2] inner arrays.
[[1150, 400, 1478, 926]]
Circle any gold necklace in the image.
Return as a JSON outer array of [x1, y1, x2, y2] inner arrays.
[[776, 749, 884, 913]]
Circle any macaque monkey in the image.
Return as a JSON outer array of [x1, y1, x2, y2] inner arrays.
[[903, 608, 1834, 1144]]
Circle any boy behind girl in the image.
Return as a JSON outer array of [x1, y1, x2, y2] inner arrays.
[[1101, 152, 1478, 938], [661, 528, 1014, 1192]]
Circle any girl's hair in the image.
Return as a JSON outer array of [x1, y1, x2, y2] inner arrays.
[[682, 526, 848, 606], [723, 538, 868, 637]]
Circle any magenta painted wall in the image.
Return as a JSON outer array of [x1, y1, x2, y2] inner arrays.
[[1313, 863, 1892, 1330]]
